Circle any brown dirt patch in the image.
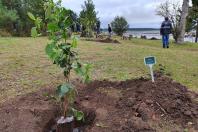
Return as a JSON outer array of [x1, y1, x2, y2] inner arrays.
[[0, 75, 198, 132], [86, 38, 120, 44], [0, 88, 59, 132]]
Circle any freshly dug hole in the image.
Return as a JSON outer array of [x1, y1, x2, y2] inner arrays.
[[46, 106, 96, 132]]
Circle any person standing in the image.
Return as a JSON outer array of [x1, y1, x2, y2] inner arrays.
[[160, 17, 172, 48], [108, 24, 112, 38], [96, 21, 101, 38]]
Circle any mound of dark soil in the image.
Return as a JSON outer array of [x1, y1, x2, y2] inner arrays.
[[79, 76, 198, 131], [0, 75, 197, 132], [86, 38, 120, 44]]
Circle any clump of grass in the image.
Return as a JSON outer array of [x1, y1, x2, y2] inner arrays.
[[105, 47, 113, 51]]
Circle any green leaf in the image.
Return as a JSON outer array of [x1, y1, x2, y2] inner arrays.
[[82, 63, 92, 83], [71, 36, 78, 48], [61, 30, 69, 40], [56, 83, 73, 98], [73, 62, 92, 83], [45, 43, 57, 59], [84, 63, 92, 73], [59, 43, 71, 51], [63, 16, 72, 27], [31, 27, 38, 38], [53, 49, 63, 62], [48, 22, 59, 31], [45, 5, 51, 19], [76, 111, 84, 121], [73, 62, 84, 76], [35, 17, 42, 29], [72, 108, 84, 121], [27, 12, 36, 21]]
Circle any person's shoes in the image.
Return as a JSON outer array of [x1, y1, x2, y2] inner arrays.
[[167, 46, 169, 48]]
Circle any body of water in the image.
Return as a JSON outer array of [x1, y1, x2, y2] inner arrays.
[[102, 29, 196, 43], [125, 30, 195, 43]]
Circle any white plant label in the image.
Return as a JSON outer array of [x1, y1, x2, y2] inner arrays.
[[144, 56, 156, 82]]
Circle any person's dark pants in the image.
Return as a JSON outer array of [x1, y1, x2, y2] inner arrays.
[[162, 35, 169, 48]]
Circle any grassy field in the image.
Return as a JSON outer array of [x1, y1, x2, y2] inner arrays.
[[0, 37, 197, 103]]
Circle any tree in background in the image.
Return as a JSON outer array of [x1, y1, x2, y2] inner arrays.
[[187, 0, 198, 42], [193, 0, 198, 5], [157, 0, 190, 44], [111, 16, 129, 36], [68, 10, 78, 32], [177, 0, 189, 44], [0, 0, 78, 36], [0, 1, 18, 34], [79, 0, 98, 37], [1, 0, 46, 36], [156, 1, 182, 43]]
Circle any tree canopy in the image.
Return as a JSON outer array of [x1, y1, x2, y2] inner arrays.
[[0, 0, 46, 36], [192, 0, 198, 6], [79, 0, 98, 37], [0, 1, 18, 32], [156, 1, 182, 42], [111, 16, 129, 36]]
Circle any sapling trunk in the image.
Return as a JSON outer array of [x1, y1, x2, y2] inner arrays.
[[63, 97, 69, 117]]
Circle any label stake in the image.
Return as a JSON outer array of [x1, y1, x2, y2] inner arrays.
[[144, 56, 156, 83]]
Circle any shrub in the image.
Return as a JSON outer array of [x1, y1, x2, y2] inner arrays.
[[111, 16, 129, 36], [79, 0, 98, 37]]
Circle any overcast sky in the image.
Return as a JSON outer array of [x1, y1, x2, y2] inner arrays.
[[60, 0, 185, 28]]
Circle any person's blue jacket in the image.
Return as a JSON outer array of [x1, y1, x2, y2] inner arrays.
[[160, 20, 172, 35]]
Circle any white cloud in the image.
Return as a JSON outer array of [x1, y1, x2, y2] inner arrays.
[[57, 0, 186, 28]]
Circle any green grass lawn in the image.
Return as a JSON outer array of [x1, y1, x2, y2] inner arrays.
[[0, 37, 197, 103]]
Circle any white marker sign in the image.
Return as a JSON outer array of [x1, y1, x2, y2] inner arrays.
[[144, 56, 156, 82]]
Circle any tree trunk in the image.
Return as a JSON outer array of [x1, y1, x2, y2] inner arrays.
[[177, 0, 189, 44], [195, 20, 198, 43]]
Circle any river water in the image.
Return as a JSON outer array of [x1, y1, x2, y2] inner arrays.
[[125, 30, 196, 43], [102, 29, 196, 43]]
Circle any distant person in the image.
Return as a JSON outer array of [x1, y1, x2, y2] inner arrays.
[[108, 24, 112, 38], [76, 23, 81, 33], [160, 17, 172, 48], [96, 21, 101, 38]]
